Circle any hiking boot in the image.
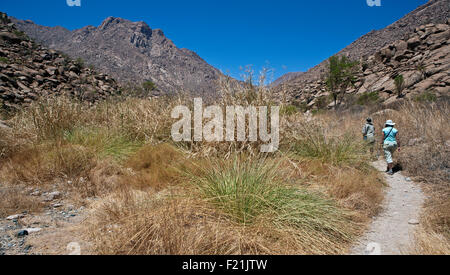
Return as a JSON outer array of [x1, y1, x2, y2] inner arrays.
[[387, 170, 394, 175]]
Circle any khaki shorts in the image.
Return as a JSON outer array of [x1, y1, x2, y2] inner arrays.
[[366, 135, 375, 144], [383, 141, 398, 164]]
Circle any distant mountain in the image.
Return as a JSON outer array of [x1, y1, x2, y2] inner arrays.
[[274, 0, 450, 89], [271, 72, 304, 87], [11, 16, 223, 95]]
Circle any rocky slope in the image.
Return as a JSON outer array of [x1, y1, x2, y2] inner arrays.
[[277, 20, 450, 109], [271, 71, 304, 87], [274, 0, 450, 93], [12, 16, 223, 96], [0, 13, 120, 110]]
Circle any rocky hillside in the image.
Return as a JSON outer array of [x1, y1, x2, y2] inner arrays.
[[12, 16, 223, 96], [0, 13, 120, 110], [271, 71, 304, 87], [274, 0, 450, 89], [277, 20, 450, 109]]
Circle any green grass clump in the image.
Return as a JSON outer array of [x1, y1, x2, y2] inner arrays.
[[0, 57, 9, 64], [64, 127, 143, 162], [292, 130, 367, 167], [357, 91, 379, 105], [142, 80, 156, 91], [280, 105, 298, 116], [414, 91, 437, 103], [189, 158, 353, 241]]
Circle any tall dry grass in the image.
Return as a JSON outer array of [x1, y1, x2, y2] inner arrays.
[[0, 78, 387, 255], [392, 101, 449, 254]]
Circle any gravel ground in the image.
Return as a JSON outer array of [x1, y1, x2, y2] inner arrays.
[[350, 159, 425, 255], [0, 199, 88, 255]]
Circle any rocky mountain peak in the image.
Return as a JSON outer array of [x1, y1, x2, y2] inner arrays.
[[12, 15, 223, 95], [99, 16, 127, 30]]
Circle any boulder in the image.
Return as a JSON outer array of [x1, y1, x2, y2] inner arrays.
[[45, 66, 57, 76], [0, 31, 21, 43], [407, 36, 421, 50]]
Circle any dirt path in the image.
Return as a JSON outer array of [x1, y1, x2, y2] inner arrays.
[[350, 159, 425, 255]]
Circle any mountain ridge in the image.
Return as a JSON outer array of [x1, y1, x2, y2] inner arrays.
[[11, 16, 224, 96], [274, 0, 450, 88]]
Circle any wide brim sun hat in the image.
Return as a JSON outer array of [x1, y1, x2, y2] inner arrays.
[[385, 120, 396, 126]]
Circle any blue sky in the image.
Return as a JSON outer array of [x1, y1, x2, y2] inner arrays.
[[1, 0, 427, 82]]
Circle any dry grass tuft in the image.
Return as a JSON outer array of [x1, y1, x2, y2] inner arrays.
[[388, 101, 450, 254], [121, 143, 190, 191], [1, 143, 95, 185], [0, 80, 393, 255], [87, 182, 358, 255], [412, 227, 450, 255], [87, 188, 273, 255], [325, 166, 385, 218], [0, 186, 43, 218]]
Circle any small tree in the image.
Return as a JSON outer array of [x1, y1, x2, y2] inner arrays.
[[325, 56, 359, 108], [394, 74, 405, 97]]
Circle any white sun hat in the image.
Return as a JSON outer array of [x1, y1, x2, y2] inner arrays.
[[385, 120, 396, 126]]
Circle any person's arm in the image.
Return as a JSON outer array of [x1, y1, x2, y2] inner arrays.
[[397, 132, 401, 151], [380, 131, 385, 145]]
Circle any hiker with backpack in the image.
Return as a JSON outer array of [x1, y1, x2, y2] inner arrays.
[[362, 117, 376, 156], [381, 120, 400, 175]]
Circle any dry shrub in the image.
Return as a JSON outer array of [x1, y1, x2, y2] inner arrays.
[[121, 143, 190, 191], [1, 143, 95, 185], [0, 128, 14, 158], [294, 159, 384, 220], [0, 186, 43, 218], [70, 160, 124, 200], [282, 110, 371, 168], [83, 96, 178, 143], [387, 101, 450, 254], [88, 189, 268, 255], [325, 166, 385, 218], [4, 96, 177, 152], [412, 227, 450, 255], [11, 97, 85, 141], [87, 184, 357, 255]]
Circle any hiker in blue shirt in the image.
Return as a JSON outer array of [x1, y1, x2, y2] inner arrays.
[[381, 120, 401, 175]]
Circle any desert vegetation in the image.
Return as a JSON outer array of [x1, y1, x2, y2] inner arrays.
[[0, 52, 448, 254], [1, 66, 449, 255], [393, 101, 450, 254], [0, 76, 391, 255], [325, 56, 359, 108]]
